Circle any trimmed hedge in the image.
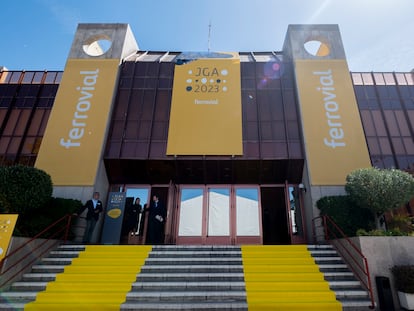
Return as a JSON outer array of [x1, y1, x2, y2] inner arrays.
[[316, 195, 374, 237], [0, 165, 81, 237], [14, 197, 82, 237], [0, 165, 52, 214]]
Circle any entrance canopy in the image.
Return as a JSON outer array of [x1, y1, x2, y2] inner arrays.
[[104, 158, 304, 185]]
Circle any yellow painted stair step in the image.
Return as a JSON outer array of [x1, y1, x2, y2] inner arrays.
[[68, 258, 145, 264], [63, 265, 144, 273], [25, 303, 121, 311], [45, 282, 132, 292], [54, 273, 138, 282], [25, 245, 152, 311], [33, 292, 129, 302]]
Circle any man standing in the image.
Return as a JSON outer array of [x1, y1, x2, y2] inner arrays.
[[146, 195, 166, 244], [75, 192, 103, 244]]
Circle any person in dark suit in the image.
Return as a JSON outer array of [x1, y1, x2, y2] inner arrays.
[[146, 195, 166, 244], [75, 191, 103, 244]]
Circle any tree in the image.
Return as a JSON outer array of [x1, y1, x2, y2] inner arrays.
[[345, 167, 414, 227]]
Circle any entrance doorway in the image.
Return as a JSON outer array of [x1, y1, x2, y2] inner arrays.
[[176, 185, 262, 245], [260, 187, 290, 244], [117, 183, 306, 245]]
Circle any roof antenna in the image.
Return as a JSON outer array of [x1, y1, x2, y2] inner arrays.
[[208, 20, 212, 53]]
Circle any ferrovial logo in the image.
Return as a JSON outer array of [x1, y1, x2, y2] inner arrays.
[[60, 69, 99, 149], [313, 69, 346, 149]]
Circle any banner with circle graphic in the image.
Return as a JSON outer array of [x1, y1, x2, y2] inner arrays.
[[167, 52, 243, 155], [0, 214, 18, 261]]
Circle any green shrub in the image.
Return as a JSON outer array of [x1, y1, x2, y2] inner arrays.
[[356, 228, 408, 236], [317, 195, 374, 237], [391, 265, 414, 293], [0, 165, 52, 215], [0, 192, 10, 213], [387, 215, 413, 235], [14, 197, 82, 237]]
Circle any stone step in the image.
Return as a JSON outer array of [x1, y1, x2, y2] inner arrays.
[[152, 245, 241, 251], [31, 265, 65, 273], [0, 302, 26, 311], [121, 302, 248, 311], [329, 280, 364, 290], [308, 250, 338, 257], [140, 265, 243, 274], [21, 273, 56, 282], [40, 257, 73, 265], [125, 291, 246, 303], [56, 244, 86, 251], [48, 251, 80, 258], [145, 257, 242, 265], [318, 264, 349, 272], [340, 299, 373, 310], [335, 290, 370, 299], [132, 281, 246, 291], [323, 271, 356, 281], [148, 251, 241, 258], [313, 256, 344, 264], [10, 281, 48, 292], [136, 273, 245, 282], [307, 244, 335, 250], [0, 292, 37, 304]]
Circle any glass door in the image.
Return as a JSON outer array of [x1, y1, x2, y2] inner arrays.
[[123, 187, 150, 244], [235, 187, 262, 244], [175, 185, 262, 245], [176, 187, 204, 244], [287, 185, 307, 244], [206, 187, 231, 244]]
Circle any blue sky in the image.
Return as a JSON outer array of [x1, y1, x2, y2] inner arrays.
[[1, 0, 413, 72]]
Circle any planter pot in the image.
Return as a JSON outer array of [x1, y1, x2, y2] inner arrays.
[[398, 291, 414, 310]]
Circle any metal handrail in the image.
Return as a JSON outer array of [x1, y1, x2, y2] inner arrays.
[[0, 214, 74, 288], [312, 215, 375, 309]]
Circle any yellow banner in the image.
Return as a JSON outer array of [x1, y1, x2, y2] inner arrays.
[[295, 60, 371, 185], [0, 214, 18, 261], [167, 53, 243, 155], [35, 59, 119, 186]]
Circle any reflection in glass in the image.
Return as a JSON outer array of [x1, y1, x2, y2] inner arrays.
[[125, 188, 149, 208], [236, 188, 260, 236], [208, 188, 230, 236], [289, 186, 303, 236], [125, 188, 149, 235], [179, 188, 203, 236]]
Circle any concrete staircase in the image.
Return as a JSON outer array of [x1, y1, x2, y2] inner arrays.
[[0, 244, 83, 310], [121, 245, 247, 310], [0, 244, 375, 310], [309, 244, 373, 311]]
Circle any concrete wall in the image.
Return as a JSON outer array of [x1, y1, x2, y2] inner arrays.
[[334, 236, 414, 310], [0, 237, 60, 289], [301, 161, 347, 243]]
